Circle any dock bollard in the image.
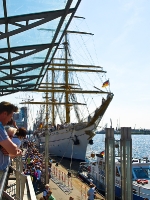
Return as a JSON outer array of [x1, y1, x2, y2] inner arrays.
[[63, 173, 67, 186], [81, 185, 83, 199], [56, 168, 58, 177], [70, 177, 73, 190], [62, 171, 64, 183], [58, 170, 61, 181], [81, 185, 87, 200], [52, 166, 54, 175], [67, 176, 72, 189]]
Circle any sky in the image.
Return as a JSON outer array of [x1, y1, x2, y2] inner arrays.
[[0, 0, 150, 130], [75, 0, 150, 130]]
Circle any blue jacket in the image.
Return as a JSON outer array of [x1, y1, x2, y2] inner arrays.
[[0, 122, 10, 171]]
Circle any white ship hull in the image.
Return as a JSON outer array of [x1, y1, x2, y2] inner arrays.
[[37, 123, 95, 161]]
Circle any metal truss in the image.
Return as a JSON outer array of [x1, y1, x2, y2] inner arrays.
[[0, 0, 81, 96]]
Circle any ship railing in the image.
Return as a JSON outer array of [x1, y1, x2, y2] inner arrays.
[[85, 93, 113, 129], [91, 170, 150, 199], [132, 183, 150, 199], [0, 156, 37, 200], [86, 169, 105, 190]]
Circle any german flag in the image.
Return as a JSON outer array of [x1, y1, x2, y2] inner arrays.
[[99, 150, 105, 158], [102, 80, 109, 87]]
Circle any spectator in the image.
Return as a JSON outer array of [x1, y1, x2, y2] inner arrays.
[[12, 127, 27, 148], [3, 126, 17, 189], [0, 101, 22, 170], [36, 165, 42, 189], [87, 183, 96, 200], [47, 190, 56, 200], [43, 184, 50, 200], [1, 127, 17, 155], [31, 169, 38, 193], [5, 126, 17, 139]]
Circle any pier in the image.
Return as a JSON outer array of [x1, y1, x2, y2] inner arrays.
[[36, 163, 104, 200], [0, 144, 105, 200]]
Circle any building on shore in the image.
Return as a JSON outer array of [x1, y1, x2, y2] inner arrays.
[[13, 106, 28, 130]]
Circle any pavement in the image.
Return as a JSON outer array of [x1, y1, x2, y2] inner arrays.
[[36, 163, 105, 200]]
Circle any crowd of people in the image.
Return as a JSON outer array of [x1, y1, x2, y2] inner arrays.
[[22, 141, 56, 199], [0, 101, 56, 199], [0, 101, 99, 200]]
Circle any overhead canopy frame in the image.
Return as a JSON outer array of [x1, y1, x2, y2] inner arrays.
[[0, 0, 81, 96]]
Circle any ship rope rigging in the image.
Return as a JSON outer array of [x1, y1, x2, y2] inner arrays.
[[19, 16, 113, 162]]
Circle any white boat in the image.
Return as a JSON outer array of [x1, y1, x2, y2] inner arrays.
[[79, 153, 150, 199], [31, 17, 113, 161]]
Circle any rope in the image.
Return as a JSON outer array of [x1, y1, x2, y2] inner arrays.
[[69, 130, 75, 171], [58, 128, 74, 164]]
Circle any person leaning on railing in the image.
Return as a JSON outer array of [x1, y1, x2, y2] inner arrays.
[[12, 127, 27, 148], [0, 101, 22, 171]]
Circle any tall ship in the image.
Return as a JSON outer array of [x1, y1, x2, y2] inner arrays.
[[29, 17, 113, 161]]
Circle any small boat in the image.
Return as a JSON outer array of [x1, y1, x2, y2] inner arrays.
[[78, 153, 150, 199]]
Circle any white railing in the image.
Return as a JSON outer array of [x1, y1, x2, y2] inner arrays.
[[0, 156, 37, 200]]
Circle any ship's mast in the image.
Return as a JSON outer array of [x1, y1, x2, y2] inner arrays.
[[51, 60, 55, 125], [45, 71, 49, 184], [20, 29, 113, 128], [64, 33, 70, 123]]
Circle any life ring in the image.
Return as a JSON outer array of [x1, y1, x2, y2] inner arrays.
[[88, 166, 91, 172], [91, 152, 95, 158]]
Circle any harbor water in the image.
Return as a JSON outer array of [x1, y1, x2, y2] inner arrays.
[[31, 133, 150, 174], [89, 134, 150, 159]]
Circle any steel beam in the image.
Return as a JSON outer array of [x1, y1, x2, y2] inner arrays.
[[0, 62, 47, 69], [0, 8, 75, 40], [0, 43, 58, 65], [105, 128, 115, 200], [37, 0, 81, 86], [120, 127, 132, 200]]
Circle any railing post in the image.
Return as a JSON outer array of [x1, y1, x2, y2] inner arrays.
[[16, 158, 20, 199], [19, 156, 23, 172], [16, 155, 25, 199], [120, 127, 132, 200], [20, 174, 26, 200]]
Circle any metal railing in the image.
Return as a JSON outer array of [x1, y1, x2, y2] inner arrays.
[[0, 156, 37, 200], [0, 167, 9, 200]]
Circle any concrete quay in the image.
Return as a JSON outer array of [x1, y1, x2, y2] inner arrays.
[[36, 163, 105, 200]]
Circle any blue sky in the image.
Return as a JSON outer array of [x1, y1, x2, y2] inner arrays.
[[1, 0, 150, 130], [76, 0, 150, 129]]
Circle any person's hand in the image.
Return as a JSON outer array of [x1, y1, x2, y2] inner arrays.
[[10, 149, 22, 158], [16, 149, 22, 156], [1, 146, 9, 155]]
